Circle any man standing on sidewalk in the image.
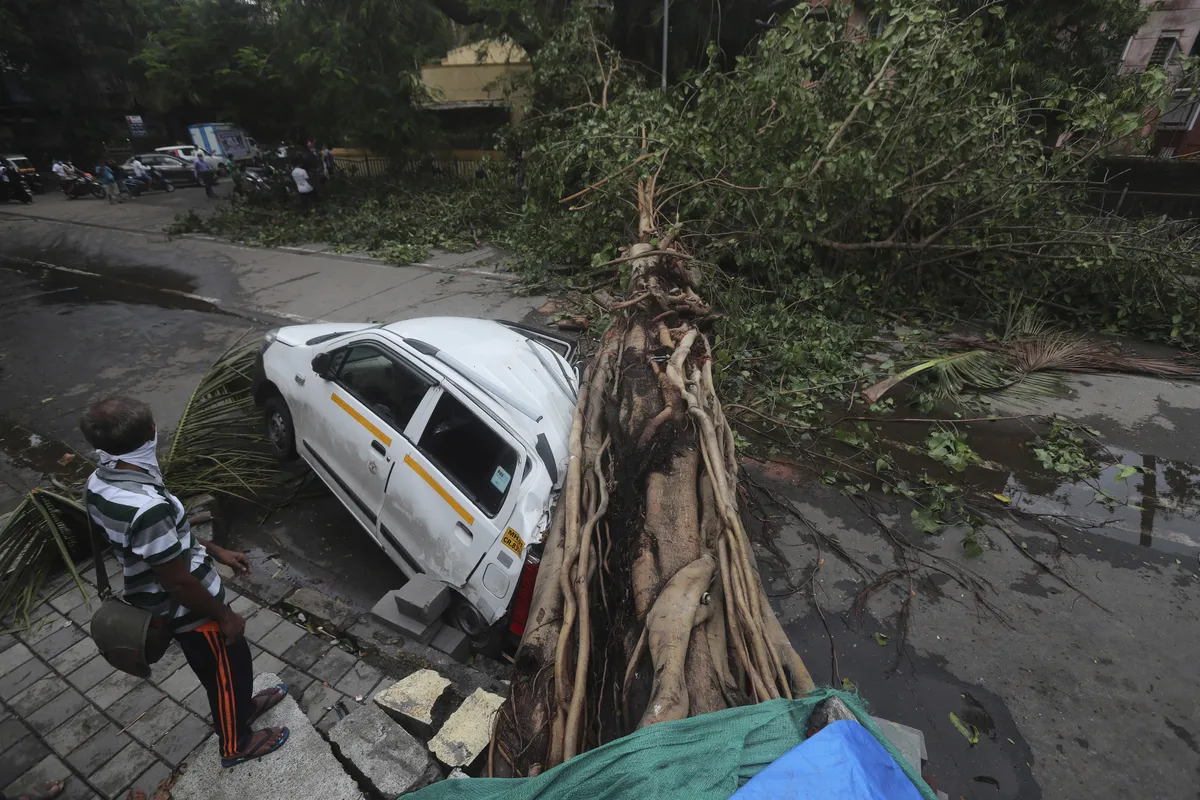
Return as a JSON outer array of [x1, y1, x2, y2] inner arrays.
[[80, 396, 290, 768], [193, 154, 216, 198]]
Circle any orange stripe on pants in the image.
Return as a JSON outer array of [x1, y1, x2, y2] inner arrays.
[[197, 622, 238, 756]]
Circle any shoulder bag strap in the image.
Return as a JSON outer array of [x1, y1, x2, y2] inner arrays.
[[84, 508, 114, 601]]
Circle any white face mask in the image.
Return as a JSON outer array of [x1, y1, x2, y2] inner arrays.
[[96, 429, 162, 482]]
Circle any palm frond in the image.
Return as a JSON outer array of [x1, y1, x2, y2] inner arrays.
[[163, 333, 288, 504], [0, 489, 90, 627]]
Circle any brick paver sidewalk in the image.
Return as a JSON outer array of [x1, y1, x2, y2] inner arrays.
[[0, 555, 396, 800]]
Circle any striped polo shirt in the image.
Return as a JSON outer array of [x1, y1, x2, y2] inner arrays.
[[85, 466, 224, 633]]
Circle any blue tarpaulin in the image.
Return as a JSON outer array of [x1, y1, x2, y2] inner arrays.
[[732, 719, 926, 800]]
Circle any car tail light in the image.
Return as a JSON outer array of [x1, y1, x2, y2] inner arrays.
[[508, 553, 541, 637]]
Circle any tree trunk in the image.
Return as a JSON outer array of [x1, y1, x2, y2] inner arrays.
[[490, 179, 814, 776]]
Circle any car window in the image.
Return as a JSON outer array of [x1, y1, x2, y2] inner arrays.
[[335, 344, 430, 432], [418, 392, 518, 518], [10, 157, 32, 169]]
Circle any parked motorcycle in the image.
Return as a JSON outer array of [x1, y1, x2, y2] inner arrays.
[[1, 170, 35, 204], [61, 172, 106, 200]]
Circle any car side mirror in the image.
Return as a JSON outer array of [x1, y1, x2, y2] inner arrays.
[[311, 352, 333, 379]]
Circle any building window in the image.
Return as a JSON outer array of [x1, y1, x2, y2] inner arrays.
[[1149, 30, 1183, 66], [1156, 92, 1200, 131]]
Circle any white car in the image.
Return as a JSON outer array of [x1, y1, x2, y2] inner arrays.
[[253, 317, 578, 642], [154, 145, 225, 173]]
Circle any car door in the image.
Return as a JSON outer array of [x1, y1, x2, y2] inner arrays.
[[379, 385, 522, 588], [300, 342, 435, 549]]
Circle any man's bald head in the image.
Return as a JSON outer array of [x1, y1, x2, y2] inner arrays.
[[80, 396, 156, 454]]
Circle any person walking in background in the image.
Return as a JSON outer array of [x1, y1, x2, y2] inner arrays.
[[80, 396, 291, 769], [97, 162, 122, 203], [291, 156, 314, 211], [108, 159, 132, 198], [193, 154, 216, 198], [322, 144, 335, 179]]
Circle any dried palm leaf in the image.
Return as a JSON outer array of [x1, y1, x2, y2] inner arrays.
[[0, 489, 90, 626], [163, 334, 287, 503]]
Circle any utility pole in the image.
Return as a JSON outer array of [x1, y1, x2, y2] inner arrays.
[[661, 0, 669, 90]]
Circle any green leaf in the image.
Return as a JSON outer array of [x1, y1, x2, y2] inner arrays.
[[950, 712, 980, 745], [1115, 465, 1139, 483], [874, 632, 889, 646]]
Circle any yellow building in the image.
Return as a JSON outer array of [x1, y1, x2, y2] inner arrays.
[[420, 38, 532, 129]]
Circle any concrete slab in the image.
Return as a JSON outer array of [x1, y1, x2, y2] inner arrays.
[[172, 673, 364, 800], [871, 716, 925, 771], [329, 702, 440, 797], [430, 625, 470, 661], [393, 575, 452, 623], [428, 688, 505, 768], [370, 590, 437, 642], [374, 669, 451, 731]]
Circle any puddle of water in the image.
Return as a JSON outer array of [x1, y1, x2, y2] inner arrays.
[[784, 613, 1039, 800], [0, 257, 220, 315], [858, 417, 1200, 556]]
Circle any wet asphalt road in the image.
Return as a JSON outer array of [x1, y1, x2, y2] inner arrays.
[[4, 194, 1200, 799]]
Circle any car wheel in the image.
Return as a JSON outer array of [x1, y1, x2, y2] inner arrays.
[[263, 395, 298, 461], [165, 182, 176, 193]]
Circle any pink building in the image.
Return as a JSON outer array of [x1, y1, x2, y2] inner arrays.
[[1122, 1, 1200, 156]]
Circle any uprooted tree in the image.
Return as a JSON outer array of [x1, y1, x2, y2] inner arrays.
[[491, 174, 833, 774]]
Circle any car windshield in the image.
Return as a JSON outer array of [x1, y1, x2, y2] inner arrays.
[[9, 157, 32, 169]]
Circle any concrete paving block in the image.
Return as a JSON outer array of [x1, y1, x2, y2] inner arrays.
[[3, 754, 68, 800], [392, 575, 452, 623], [872, 716, 925, 771], [287, 587, 357, 632], [132, 759, 173, 799], [336, 660, 382, 700], [229, 594, 261, 617], [0, 654, 50, 701], [233, 570, 295, 605], [128, 698, 190, 747], [107, 683, 167, 727], [48, 585, 92, 616], [280, 634, 331, 670], [251, 647, 287, 678], [310, 645, 357, 685], [49, 636, 99, 675], [85, 669, 144, 709], [430, 625, 470, 661], [29, 621, 86, 660], [11, 675, 68, 716], [428, 688, 506, 768], [159, 664, 202, 700], [148, 642, 188, 684], [243, 608, 284, 642], [0, 717, 32, 756], [27, 687, 89, 735], [89, 741, 157, 799], [297, 681, 346, 725], [19, 611, 72, 647], [329, 702, 441, 797], [370, 590, 437, 642], [278, 666, 315, 700], [44, 705, 109, 757], [183, 685, 213, 722], [0, 642, 34, 680], [66, 723, 132, 777], [375, 669, 451, 728], [131, 759, 173, 799], [257, 619, 306, 656], [0, 632, 17, 653], [0, 732, 50, 791], [66, 654, 117, 693], [171, 672, 364, 800], [153, 710, 213, 766]]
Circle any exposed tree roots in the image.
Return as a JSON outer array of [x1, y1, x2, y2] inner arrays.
[[491, 177, 817, 775]]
